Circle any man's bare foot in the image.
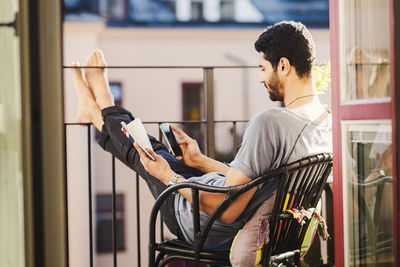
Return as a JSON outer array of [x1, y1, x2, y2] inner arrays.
[[71, 62, 104, 130], [84, 49, 114, 109]]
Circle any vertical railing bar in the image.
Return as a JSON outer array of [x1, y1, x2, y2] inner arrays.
[[136, 173, 141, 267], [204, 67, 215, 158], [232, 121, 237, 157], [112, 156, 117, 267], [87, 125, 93, 267], [64, 123, 70, 267], [192, 188, 200, 236], [158, 123, 165, 241]]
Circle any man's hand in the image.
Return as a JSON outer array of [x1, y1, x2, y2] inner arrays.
[[170, 125, 205, 168], [134, 143, 175, 185], [377, 144, 392, 176], [171, 124, 230, 175]]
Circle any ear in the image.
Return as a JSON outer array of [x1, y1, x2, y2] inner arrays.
[[278, 57, 291, 75]]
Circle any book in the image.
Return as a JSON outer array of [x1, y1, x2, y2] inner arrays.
[[121, 118, 155, 160]]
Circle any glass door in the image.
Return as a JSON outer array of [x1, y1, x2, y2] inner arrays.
[[342, 121, 393, 266], [331, 0, 397, 266], [0, 1, 25, 267]]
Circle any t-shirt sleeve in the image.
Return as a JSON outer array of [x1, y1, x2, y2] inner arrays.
[[230, 112, 278, 179]]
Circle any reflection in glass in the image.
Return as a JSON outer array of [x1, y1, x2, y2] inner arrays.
[[340, 0, 391, 102], [343, 121, 394, 266]]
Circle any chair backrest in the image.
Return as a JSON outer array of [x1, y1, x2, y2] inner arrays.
[[263, 153, 333, 265]]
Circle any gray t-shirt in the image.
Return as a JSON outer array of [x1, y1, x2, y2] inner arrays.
[[174, 107, 332, 250]]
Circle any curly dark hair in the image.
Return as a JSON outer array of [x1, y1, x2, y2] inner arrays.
[[255, 21, 316, 78]]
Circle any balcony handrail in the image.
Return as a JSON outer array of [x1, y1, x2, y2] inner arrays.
[[63, 65, 259, 69], [64, 63, 253, 267], [65, 119, 249, 126]]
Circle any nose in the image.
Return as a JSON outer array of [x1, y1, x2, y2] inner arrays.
[[259, 72, 264, 83]]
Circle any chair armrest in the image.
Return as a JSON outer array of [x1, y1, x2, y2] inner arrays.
[[149, 180, 261, 251]]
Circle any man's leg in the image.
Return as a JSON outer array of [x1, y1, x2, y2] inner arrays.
[[98, 105, 204, 193], [71, 62, 104, 130], [97, 107, 203, 239], [72, 60, 186, 236], [81, 49, 203, 181], [75, 50, 203, 237]]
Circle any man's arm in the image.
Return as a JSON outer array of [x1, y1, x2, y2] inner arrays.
[[134, 143, 256, 224], [190, 154, 230, 175], [199, 167, 256, 224]]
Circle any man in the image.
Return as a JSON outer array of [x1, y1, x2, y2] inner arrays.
[[71, 21, 332, 252]]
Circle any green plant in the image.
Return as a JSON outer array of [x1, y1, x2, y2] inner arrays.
[[313, 61, 331, 95]]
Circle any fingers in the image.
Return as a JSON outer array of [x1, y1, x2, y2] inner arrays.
[[135, 146, 153, 173], [146, 148, 159, 160], [170, 124, 189, 139], [134, 143, 146, 158], [177, 139, 185, 144], [134, 143, 159, 164], [170, 125, 197, 150]]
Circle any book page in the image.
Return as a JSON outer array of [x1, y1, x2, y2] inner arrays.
[[126, 118, 153, 151]]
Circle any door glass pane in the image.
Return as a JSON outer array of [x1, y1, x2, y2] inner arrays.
[[0, 1, 25, 267], [342, 121, 394, 266], [339, 0, 391, 102]]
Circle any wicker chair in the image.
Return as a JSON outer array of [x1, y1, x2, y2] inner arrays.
[[148, 153, 333, 267]]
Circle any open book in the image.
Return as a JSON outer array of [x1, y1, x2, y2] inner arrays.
[[121, 118, 155, 160]]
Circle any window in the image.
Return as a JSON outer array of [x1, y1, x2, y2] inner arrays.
[[99, 0, 126, 21], [340, 0, 391, 102], [96, 194, 125, 253], [182, 82, 205, 152], [191, 1, 204, 21], [109, 82, 123, 106], [63, 0, 97, 14], [220, 0, 235, 21]]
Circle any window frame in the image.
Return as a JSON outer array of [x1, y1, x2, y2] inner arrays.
[[330, 0, 399, 265]]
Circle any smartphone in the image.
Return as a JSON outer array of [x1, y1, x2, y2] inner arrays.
[[160, 123, 183, 157]]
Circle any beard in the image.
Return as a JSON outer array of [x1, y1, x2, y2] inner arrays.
[[265, 71, 284, 102]]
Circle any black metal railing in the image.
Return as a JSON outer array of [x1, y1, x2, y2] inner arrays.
[[63, 65, 255, 267], [65, 120, 247, 267]]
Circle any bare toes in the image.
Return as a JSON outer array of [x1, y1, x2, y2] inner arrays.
[[86, 52, 96, 67], [94, 49, 106, 65], [71, 63, 87, 87], [86, 49, 106, 67]]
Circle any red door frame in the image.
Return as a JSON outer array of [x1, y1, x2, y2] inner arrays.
[[329, 0, 398, 266]]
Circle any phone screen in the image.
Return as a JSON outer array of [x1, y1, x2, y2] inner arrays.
[[160, 123, 183, 157]]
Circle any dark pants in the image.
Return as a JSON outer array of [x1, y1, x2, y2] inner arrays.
[[98, 106, 204, 238]]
